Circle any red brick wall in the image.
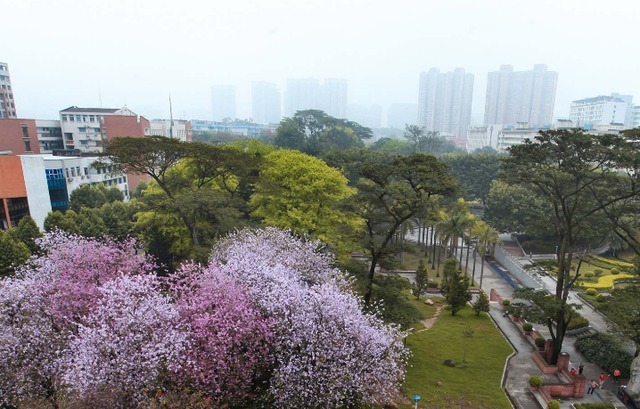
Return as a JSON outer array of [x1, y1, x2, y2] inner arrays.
[[102, 115, 150, 140], [0, 118, 40, 155]]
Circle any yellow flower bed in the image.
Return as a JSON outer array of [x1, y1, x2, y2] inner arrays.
[[577, 273, 635, 289], [591, 255, 633, 268]]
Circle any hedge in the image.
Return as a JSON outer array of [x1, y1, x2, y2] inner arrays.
[[573, 404, 616, 409], [567, 314, 589, 331], [575, 273, 635, 289], [575, 333, 633, 378]]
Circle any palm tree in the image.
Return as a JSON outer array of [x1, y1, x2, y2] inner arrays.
[[472, 221, 501, 289]]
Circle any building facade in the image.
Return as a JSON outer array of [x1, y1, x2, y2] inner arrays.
[[417, 68, 474, 138], [149, 119, 192, 141], [321, 78, 348, 118], [0, 118, 40, 155], [0, 62, 17, 119], [211, 85, 236, 121], [251, 81, 281, 124], [284, 79, 321, 117], [569, 94, 632, 129], [484, 64, 558, 128], [36, 119, 63, 153]]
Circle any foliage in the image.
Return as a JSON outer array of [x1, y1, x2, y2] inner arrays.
[[68, 183, 123, 212], [439, 149, 501, 202], [210, 227, 408, 408], [575, 272, 634, 289], [611, 267, 620, 275], [0, 229, 31, 276], [413, 259, 429, 300], [566, 314, 590, 330], [594, 285, 640, 355], [529, 376, 542, 387], [372, 275, 424, 329], [575, 333, 633, 377], [441, 262, 472, 316], [13, 215, 42, 253], [43, 210, 80, 234], [586, 287, 597, 295], [573, 403, 616, 409], [547, 400, 560, 409], [522, 322, 533, 332], [499, 129, 640, 364], [535, 336, 546, 348], [473, 291, 491, 315], [596, 293, 610, 303], [250, 148, 362, 258], [502, 299, 511, 306]]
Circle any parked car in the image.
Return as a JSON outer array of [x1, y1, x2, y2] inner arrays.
[[618, 385, 639, 409]]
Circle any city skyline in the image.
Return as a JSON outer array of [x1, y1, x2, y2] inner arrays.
[[2, 0, 639, 125]]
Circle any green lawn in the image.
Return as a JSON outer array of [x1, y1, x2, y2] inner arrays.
[[402, 300, 512, 409]]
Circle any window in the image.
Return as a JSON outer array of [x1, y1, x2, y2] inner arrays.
[[21, 126, 29, 139], [84, 167, 88, 175], [83, 115, 88, 122], [75, 115, 81, 122], [89, 115, 95, 122], [23, 140, 31, 152], [71, 168, 76, 177], [69, 116, 75, 122], [78, 127, 87, 132]]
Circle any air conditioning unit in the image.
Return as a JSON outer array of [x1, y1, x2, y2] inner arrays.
[[67, 177, 74, 182]]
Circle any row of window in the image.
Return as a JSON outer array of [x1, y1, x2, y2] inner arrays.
[[61, 114, 103, 123], [1, 84, 11, 90]]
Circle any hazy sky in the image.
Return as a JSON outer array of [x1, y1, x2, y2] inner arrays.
[[2, 0, 639, 124]]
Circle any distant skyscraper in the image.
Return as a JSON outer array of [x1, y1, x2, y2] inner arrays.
[[484, 64, 558, 127], [285, 79, 321, 117], [321, 79, 348, 118], [252, 82, 281, 124], [0, 62, 17, 119], [417, 68, 474, 137], [211, 85, 236, 121], [387, 103, 418, 128]]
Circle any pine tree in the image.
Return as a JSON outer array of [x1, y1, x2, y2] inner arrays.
[[472, 291, 490, 316], [413, 259, 428, 300]]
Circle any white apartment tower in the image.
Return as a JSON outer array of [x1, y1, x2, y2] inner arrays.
[[211, 85, 236, 121], [251, 82, 281, 124], [321, 79, 348, 118], [0, 62, 17, 119], [484, 64, 558, 127], [417, 68, 474, 138], [284, 79, 321, 117]]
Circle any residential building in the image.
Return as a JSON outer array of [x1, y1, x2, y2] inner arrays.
[[466, 124, 503, 152], [569, 94, 632, 129], [59, 106, 150, 154], [0, 153, 127, 230], [211, 85, 236, 121], [284, 79, 321, 117], [149, 119, 192, 141], [632, 105, 640, 129], [387, 103, 418, 129], [417, 68, 474, 138], [484, 64, 558, 128], [251, 82, 281, 124], [321, 79, 348, 118], [347, 104, 382, 128], [36, 120, 63, 153], [0, 62, 17, 119], [0, 118, 40, 155]]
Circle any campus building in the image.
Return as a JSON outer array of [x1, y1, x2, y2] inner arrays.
[[569, 93, 633, 129]]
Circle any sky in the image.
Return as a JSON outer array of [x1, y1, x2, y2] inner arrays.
[[2, 0, 639, 124]]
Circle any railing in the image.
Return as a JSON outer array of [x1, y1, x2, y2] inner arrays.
[[493, 244, 544, 290]]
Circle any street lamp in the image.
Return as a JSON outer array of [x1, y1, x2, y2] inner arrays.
[[413, 394, 421, 409]]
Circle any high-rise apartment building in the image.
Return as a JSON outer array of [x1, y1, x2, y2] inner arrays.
[[484, 64, 558, 127], [321, 79, 348, 118], [211, 85, 236, 121], [284, 79, 321, 117], [0, 62, 17, 119], [569, 93, 632, 129], [251, 81, 281, 124], [417, 68, 474, 138]]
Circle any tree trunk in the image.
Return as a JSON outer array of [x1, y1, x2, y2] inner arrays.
[[464, 241, 471, 277], [472, 247, 477, 284]]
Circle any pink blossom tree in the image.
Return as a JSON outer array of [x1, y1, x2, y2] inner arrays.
[[211, 228, 408, 408], [169, 263, 274, 406], [61, 274, 187, 406]]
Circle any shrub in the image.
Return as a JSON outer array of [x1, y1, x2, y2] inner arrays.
[[547, 400, 560, 409], [534, 337, 546, 348], [427, 281, 439, 289], [575, 333, 633, 377], [610, 268, 620, 275], [522, 322, 533, 332], [567, 315, 589, 331], [529, 376, 542, 388], [585, 288, 597, 296], [593, 268, 604, 276], [584, 272, 595, 278], [573, 403, 616, 408], [595, 294, 609, 303], [502, 299, 510, 306]]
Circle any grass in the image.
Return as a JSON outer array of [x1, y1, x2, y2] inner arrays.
[[402, 299, 513, 409]]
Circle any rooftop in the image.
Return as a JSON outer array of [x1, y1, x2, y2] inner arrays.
[[60, 106, 120, 113], [572, 95, 626, 104]]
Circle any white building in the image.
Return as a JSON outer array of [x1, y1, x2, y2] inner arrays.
[[418, 68, 474, 138], [321, 78, 348, 118], [466, 124, 502, 152], [570, 94, 631, 129], [211, 85, 236, 121], [36, 119, 63, 153], [632, 105, 640, 129], [251, 81, 281, 124], [484, 64, 558, 128], [284, 78, 321, 117], [149, 119, 191, 141]]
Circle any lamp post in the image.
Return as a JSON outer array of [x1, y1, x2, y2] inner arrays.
[[413, 394, 421, 409]]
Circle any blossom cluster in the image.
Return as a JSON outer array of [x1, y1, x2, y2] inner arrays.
[[0, 228, 407, 408]]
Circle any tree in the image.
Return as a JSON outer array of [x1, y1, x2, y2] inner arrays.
[[13, 215, 42, 254], [441, 261, 472, 316], [473, 291, 491, 316], [439, 149, 501, 202], [413, 259, 429, 300], [68, 184, 107, 212], [338, 150, 458, 305], [169, 263, 273, 406], [0, 229, 31, 276], [472, 221, 501, 288], [499, 129, 640, 364], [594, 285, 640, 357], [43, 210, 80, 234], [210, 228, 408, 408], [250, 149, 362, 258]]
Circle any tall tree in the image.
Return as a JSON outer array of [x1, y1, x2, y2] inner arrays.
[[499, 129, 640, 364], [439, 149, 501, 202], [441, 260, 472, 316], [413, 259, 429, 300]]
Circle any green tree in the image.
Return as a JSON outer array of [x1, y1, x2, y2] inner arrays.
[[342, 150, 458, 305], [473, 291, 491, 316], [441, 261, 472, 316], [499, 129, 640, 364], [250, 149, 362, 258], [68, 184, 108, 212], [99, 201, 134, 240], [43, 210, 80, 234], [14, 215, 42, 253], [413, 259, 429, 300], [472, 221, 501, 288], [0, 229, 30, 276], [439, 149, 501, 202]]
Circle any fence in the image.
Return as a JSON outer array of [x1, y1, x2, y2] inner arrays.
[[493, 244, 544, 290]]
